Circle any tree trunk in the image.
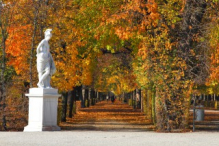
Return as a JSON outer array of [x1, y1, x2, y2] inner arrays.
[[61, 92, 68, 122], [1, 39, 7, 131], [133, 90, 136, 109], [0, 11, 7, 130], [136, 89, 141, 109], [76, 86, 83, 107], [154, 0, 208, 132], [68, 89, 76, 118], [99, 92, 102, 101], [152, 91, 156, 125], [91, 89, 93, 105], [88, 88, 91, 107], [29, 10, 38, 87], [96, 91, 99, 103], [85, 88, 89, 107], [81, 85, 85, 108], [91, 89, 94, 105]]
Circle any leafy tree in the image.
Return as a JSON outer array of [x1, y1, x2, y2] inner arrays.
[[0, 0, 15, 130], [3, 0, 219, 132]]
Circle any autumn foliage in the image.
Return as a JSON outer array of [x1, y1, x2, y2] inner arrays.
[[6, 25, 32, 75], [1, 0, 219, 132]]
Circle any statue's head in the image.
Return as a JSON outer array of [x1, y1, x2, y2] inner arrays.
[[45, 29, 52, 41]]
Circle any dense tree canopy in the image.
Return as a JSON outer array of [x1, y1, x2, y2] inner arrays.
[[1, 0, 219, 132]]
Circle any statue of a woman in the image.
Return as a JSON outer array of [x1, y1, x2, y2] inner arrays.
[[36, 29, 56, 88]]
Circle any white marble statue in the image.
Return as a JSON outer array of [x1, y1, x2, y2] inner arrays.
[[36, 29, 56, 88]]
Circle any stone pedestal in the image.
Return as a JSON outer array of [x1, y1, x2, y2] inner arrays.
[[24, 88, 61, 132]]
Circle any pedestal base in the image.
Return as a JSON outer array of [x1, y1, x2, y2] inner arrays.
[[24, 125, 61, 132], [24, 88, 61, 132]]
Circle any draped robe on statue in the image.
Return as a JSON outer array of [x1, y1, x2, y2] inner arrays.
[[37, 39, 56, 88]]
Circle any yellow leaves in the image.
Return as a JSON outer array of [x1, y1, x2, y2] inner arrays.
[[80, 57, 93, 86], [207, 24, 219, 89], [84, 59, 90, 65], [146, 0, 159, 23], [163, 74, 168, 80], [115, 26, 133, 40], [165, 41, 172, 50], [52, 41, 82, 91]]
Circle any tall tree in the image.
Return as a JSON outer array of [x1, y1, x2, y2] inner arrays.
[[0, 0, 14, 130]]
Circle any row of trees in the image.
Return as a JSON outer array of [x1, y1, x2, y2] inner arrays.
[[1, 0, 219, 132]]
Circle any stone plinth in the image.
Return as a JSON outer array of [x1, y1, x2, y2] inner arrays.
[[24, 88, 61, 132]]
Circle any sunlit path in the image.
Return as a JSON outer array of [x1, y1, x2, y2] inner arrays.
[[60, 100, 154, 131]]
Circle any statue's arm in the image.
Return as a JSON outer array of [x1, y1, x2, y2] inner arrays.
[[36, 40, 45, 54]]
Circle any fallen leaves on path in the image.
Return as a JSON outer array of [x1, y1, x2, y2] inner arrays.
[[60, 100, 154, 131]]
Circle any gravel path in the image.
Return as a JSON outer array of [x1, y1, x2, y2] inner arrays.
[[1, 131, 219, 146]]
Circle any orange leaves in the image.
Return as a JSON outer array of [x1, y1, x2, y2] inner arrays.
[[147, 0, 157, 13], [6, 25, 32, 75], [47, 1, 89, 91], [115, 26, 133, 40], [105, 0, 160, 41], [147, 0, 159, 24], [60, 100, 152, 130], [132, 0, 193, 104], [106, 12, 128, 25], [52, 45, 81, 91]]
